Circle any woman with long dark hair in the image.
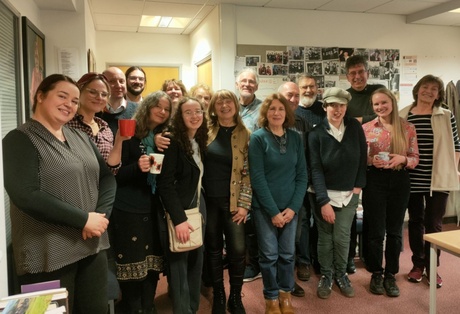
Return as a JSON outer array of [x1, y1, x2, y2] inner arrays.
[[156, 97, 208, 314]]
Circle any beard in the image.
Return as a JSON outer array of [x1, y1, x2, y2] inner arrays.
[[127, 85, 144, 96], [300, 96, 315, 108]]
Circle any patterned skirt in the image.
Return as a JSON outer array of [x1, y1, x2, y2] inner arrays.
[[110, 208, 164, 281]]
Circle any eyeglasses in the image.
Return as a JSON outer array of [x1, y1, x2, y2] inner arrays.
[[346, 69, 367, 77], [215, 99, 233, 106], [128, 76, 145, 82], [183, 110, 204, 117], [239, 79, 257, 86], [85, 88, 109, 99]]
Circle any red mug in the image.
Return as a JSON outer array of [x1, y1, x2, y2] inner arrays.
[[118, 119, 136, 137]]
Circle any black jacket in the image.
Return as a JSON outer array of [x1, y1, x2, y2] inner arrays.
[[156, 138, 201, 226]]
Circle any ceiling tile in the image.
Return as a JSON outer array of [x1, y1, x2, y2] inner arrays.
[[143, 2, 207, 18], [318, 0, 390, 12], [265, 0, 331, 10], [34, 0, 76, 11], [89, 0, 144, 14], [94, 13, 141, 27], [369, 0, 451, 15]]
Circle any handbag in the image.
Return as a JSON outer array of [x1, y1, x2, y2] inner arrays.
[[165, 175, 203, 253]]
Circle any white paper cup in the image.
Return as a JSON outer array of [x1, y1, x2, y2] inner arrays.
[[378, 151, 390, 161], [149, 153, 164, 174]]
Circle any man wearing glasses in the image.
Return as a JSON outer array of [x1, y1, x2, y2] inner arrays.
[[236, 67, 262, 133], [125, 66, 146, 103], [344, 55, 384, 275], [345, 55, 384, 124]]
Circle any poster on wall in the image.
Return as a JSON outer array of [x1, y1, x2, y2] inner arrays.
[[240, 45, 401, 98], [22, 17, 45, 120]]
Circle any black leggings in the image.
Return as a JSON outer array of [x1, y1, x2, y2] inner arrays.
[[205, 196, 246, 287]]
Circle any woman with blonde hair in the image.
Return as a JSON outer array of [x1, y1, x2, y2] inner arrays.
[[204, 89, 251, 313], [190, 83, 213, 110], [362, 88, 419, 297]]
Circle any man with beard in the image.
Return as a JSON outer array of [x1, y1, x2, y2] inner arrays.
[[97, 67, 138, 136], [125, 66, 146, 103], [296, 74, 325, 127]]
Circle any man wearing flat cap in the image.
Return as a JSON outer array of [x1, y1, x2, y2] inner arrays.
[[308, 87, 367, 300]]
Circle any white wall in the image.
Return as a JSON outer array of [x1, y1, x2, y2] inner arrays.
[[95, 31, 193, 89], [235, 6, 460, 108]]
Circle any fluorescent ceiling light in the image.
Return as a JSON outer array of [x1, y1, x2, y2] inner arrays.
[[140, 15, 191, 28], [449, 8, 460, 13], [158, 16, 172, 28]]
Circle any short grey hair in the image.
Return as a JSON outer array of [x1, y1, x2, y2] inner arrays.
[[236, 67, 259, 85]]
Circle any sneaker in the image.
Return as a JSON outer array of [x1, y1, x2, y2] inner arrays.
[[243, 266, 262, 283], [335, 274, 355, 298], [408, 266, 424, 283], [291, 282, 305, 297], [346, 258, 356, 274], [297, 264, 311, 281], [426, 271, 443, 288], [369, 272, 384, 295], [317, 276, 332, 299], [383, 274, 400, 297]]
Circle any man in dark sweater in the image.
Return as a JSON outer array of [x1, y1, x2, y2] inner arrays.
[[344, 55, 384, 273]]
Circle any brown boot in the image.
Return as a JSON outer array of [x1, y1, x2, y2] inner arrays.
[[265, 298, 281, 314], [279, 291, 294, 314]]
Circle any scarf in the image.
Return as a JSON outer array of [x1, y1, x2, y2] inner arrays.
[[141, 130, 157, 194]]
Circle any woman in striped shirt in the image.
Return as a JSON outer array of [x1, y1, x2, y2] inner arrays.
[[400, 74, 460, 288]]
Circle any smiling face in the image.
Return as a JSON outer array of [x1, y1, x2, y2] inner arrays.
[[346, 63, 369, 91], [325, 102, 347, 128], [236, 71, 258, 99], [193, 88, 212, 109], [104, 67, 126, 100], [372, 92, 393, 121], [126, 69, 145, 96], [417, 82, 440, 105], [166, 82, 183, 103], [182, 100, 204, 135], [298, 77, 318, 107], [279, 82, 300, 110], [79, 79, 109, 114], [149, 97, 171, 129], [35, 81, 79, 126], [215, 98, 236, 124], [267, 99, 286, 129]]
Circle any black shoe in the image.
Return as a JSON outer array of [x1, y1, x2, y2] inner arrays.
[[347, 259, 356, 274], [212, 286, 226, 314], [291, 282, 305, 297], [335, 274, 355, 298], [317, 275, 332, 299], [383, 274, 400, 297], [227, 286, 246, 314], [369, 272, 384, 295], [297, 264, 311, 281]]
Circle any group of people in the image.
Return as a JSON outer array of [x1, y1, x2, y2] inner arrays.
[[3, 54, 459, 314]]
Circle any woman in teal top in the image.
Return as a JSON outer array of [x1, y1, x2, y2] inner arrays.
[[249, 93, 307, 314]]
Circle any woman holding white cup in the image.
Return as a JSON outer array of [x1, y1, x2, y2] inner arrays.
[[111, 91, 171, 313], [362, 88, 419, 297]]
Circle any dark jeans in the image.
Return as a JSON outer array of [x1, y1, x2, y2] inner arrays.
[[205, 196, 246, 288], [362, 167, 410, 275], [244, 213, 260, 272], [18, 251, 108, 314], [295, 196, 311, 266], [408, 191, 449, 270]]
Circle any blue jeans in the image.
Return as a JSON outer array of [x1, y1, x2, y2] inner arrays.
[[253, 208, 298, 299]]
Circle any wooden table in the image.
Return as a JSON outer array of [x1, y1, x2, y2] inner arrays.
[[423, 230, 460, 314]]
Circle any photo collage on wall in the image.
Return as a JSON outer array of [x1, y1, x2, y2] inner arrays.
[[244, 46, 400, 95]]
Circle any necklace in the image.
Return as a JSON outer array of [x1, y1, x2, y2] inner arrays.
[[269, 128, 287, 154], [220, 124, 236, 132]]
